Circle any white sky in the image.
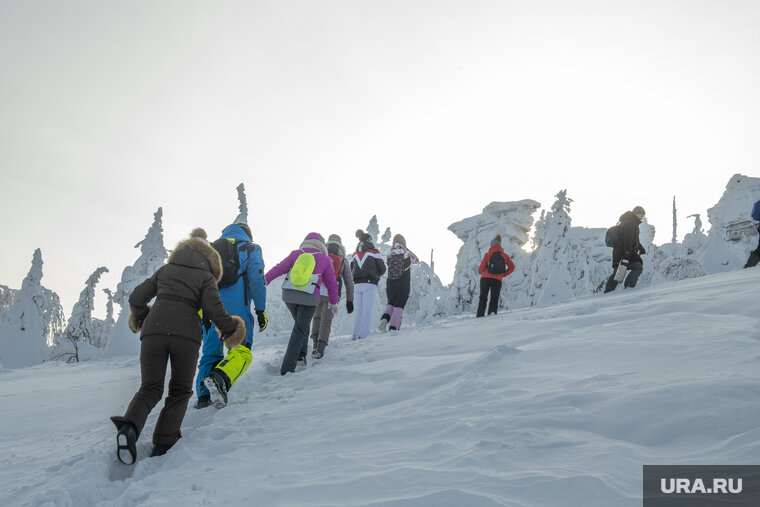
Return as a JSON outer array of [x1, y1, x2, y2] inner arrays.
[[1, 0, 759, 316]]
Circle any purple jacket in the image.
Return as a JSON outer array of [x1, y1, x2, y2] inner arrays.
[[265, 242, 339, 305]]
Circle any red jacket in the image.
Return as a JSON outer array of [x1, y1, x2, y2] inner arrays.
[[478, 245, 516, 280]]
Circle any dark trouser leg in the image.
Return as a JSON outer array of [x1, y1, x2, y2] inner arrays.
[[123, 336, 170, 437], [623, 261, 643, 288], [310, 298, 325, 340], [282, 303, 317, 375], [476, 278, 489, 317], [745, 250, 760, 268], [487, 278, 502, 315], [153, 337, 199, 447], [318, 300, 335, 344]]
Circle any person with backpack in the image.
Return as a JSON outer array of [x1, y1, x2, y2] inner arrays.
[[378, 234, 419, 331], [476, 234, 516, 317], [604, 206, 647, 293], [744, 200, 760, 268], [111, 228, 246, 464], [196, 223, 267, 409], [309, 234, 354, 359], [351, 229, 386, 339], [265, 233, 339, 375]]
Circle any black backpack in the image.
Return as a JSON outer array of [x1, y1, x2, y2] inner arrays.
[[605, 225, 619, 248], [487, 252, 507, 275], [211, 238, 242, 288]]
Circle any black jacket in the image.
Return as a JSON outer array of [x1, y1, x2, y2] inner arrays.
[[612, 211, 645, 266], [351, 242, 386, 285]]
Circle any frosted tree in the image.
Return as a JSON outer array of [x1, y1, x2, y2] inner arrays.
[[90, 289, 115, 349], [367, 216, 380, 245], [688, 214, 704, 234], [381, 227, 392, 245], [105, 208, 167, 356], [672, 196, 678, 243], [527, 190, 574, 306], [53, 267, 108, 362], [0, 249, 50, 368], [234, 183, 248, 224]]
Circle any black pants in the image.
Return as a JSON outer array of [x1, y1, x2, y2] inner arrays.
[[604, 261, 643, 293], [118, 334, 199, 447], [282, 303, 317, 375], [477, 278, 502, 317]]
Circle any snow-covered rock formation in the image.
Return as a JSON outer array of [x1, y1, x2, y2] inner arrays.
[[448, 199, 540, 313]]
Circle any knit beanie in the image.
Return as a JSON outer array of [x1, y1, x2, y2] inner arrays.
[[392, 234, 406, 248], [327, 234, 342, 246], [490, 234, 502, 248], [632, 206, 646, 216], [355, 229, 371, 242]]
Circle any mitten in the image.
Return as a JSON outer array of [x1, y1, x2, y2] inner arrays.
[[330, 304, 339, 315]]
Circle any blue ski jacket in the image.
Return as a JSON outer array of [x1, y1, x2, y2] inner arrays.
[[214, 223, 266, 346]]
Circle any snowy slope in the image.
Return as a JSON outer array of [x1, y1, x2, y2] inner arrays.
[[2, 269, 760, 506]]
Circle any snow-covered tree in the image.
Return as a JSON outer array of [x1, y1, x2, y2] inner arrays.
[[235, 182, 248, 224], [527, 190, 574, 306], [0, 249, 50, 368], [381, 227, 391, 245], [104, 208, 167, 356], [367, 216, 380, 245], [90, 289, 115, 350], [52, 267, 108, 362]]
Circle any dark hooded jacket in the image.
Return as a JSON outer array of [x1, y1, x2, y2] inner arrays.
[[129, 237, 243, 346], [351, 240, 386, 285], [612, 211, 645, 266]]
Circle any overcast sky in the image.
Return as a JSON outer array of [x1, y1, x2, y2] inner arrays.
[[2, 0, 759, 316]]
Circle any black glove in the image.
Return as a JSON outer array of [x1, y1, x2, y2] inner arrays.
[[346, 301, 354, 314], [256, 310, 268, 332]]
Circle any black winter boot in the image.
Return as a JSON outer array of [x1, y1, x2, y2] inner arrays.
[[313, 340, 327, 359], [203, 369, 230, 409], [111, 418, 138, 465], [151, 442, 173, 457], [195, 395, 211, 409]]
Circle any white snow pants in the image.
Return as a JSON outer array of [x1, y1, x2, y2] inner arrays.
[[352, 283, 377, 339]]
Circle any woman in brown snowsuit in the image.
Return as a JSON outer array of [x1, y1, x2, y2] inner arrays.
[[110, 228, 245, 464]]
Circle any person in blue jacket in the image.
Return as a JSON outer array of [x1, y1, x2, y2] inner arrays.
[[196, 223, 267, 409]]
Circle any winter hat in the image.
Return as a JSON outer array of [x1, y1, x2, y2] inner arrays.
[[190, 228, 208, 241], [632, 206, 646, 216], [236, 223, 252, 240], [392, 234, 406, 248], [490, 234, 502, 247], [305, 232, 325, 243], [355, 229, 371, 243], [327, 234, 342, 246]]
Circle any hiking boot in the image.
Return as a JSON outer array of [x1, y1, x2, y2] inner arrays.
[[296, 355, 307, 370], [111, 419, 138, 465], [389, 326, 398, 331], [195, 395, 211, 409], [378, 319, 389, 332], [313, 340, 327, 359], [151, 443, 173, 457], [203, 369, 230, 409]]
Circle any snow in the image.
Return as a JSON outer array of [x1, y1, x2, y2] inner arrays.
[[2, 268, 759, 506]]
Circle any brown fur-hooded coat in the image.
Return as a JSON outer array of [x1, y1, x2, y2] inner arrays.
[[128, 230, 245, 348]]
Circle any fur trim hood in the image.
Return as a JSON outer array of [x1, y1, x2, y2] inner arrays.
[[168, 236, 224, 283]]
